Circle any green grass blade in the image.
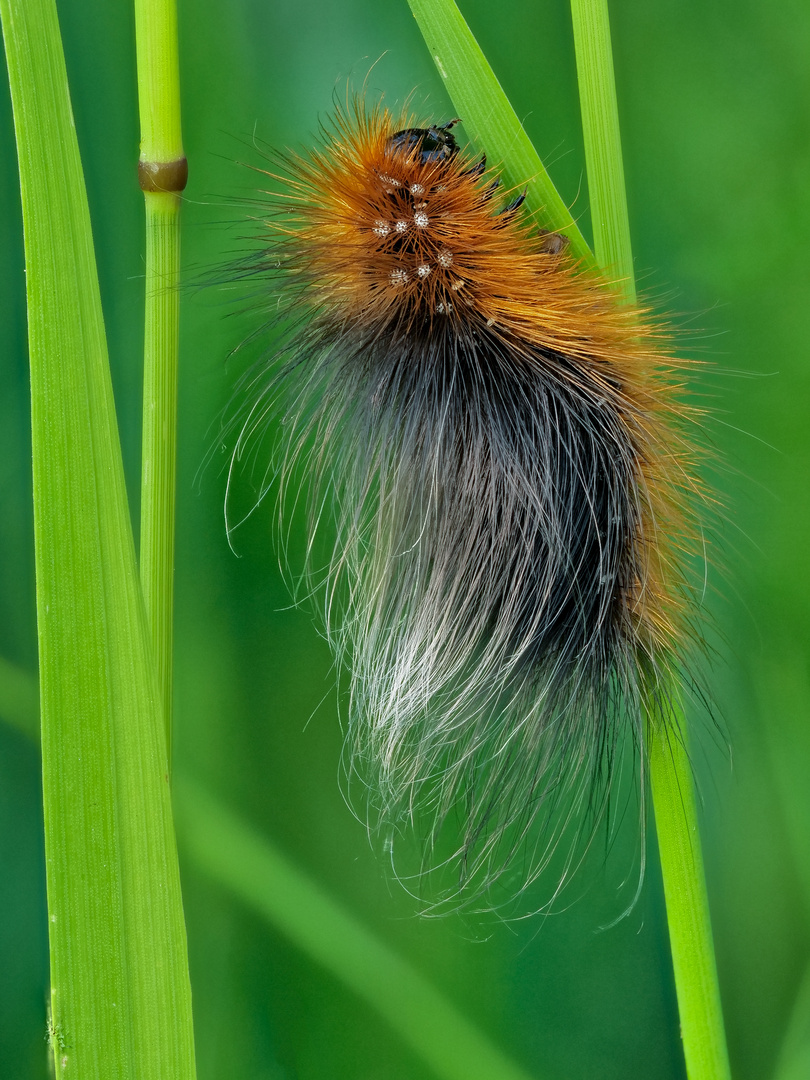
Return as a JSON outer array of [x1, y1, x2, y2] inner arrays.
[[649, 718, 732, 1080], [135, 0, 186, 755], [407, 0, 594, 265], [0, 0, 196, 1074], [569, 1, 730, 1075], [569, 0, 635, 298], [175, 775, 540, 1080]]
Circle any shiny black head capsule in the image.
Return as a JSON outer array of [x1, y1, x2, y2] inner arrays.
[[386, 120, 461, 164]]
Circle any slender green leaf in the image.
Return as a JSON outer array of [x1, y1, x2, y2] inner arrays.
[[569, 0, 635, 298], [0, 0, 195, 1074], [649, 719, 732, 1080], [407, 0, 593, 264]]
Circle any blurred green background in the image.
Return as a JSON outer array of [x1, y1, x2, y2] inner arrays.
[[1, 0, 808, 1077]]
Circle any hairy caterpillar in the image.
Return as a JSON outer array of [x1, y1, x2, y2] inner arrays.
[[229, 100, 704, 913]]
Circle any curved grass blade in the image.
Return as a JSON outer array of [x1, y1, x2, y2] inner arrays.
[[407, 0, 593, 264]]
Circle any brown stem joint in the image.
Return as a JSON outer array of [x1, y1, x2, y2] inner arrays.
[[138, 157, 189, 193]]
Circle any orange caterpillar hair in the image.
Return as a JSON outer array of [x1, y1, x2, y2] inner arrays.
[[232, 99, 704, 912]]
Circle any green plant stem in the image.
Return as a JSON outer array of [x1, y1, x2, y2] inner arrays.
[[134, 0, 185, 755], [569, 1, 730, 1076], [133, 0, 183, 161], [139, 190, 181, 754], [0, 0, 196, 1074]]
